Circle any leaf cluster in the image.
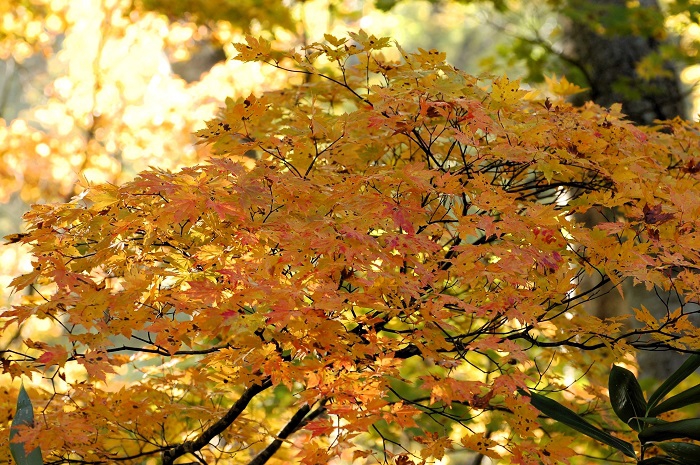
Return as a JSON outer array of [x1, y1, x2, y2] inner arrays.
[[2, 32, 700, 464]]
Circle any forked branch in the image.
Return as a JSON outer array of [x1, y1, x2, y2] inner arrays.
[[162, 378, 273, 465]]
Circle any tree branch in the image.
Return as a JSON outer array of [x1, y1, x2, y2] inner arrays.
[[162, 377, 273, 465], [247, 400, 328, 465]]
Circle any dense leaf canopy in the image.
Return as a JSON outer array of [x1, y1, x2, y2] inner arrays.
[[2, 32, 700, 464]]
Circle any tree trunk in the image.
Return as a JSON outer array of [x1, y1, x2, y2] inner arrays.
[[563, 0, 687, 124]]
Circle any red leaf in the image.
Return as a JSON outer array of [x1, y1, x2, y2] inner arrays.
[[37, 346, 69, 368], [642, 203, 674, 224]]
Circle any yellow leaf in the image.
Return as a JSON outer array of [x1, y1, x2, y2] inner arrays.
[[491, 76, 526, 106], [461, 433, 501, 459], [633, 305, 658, 327], [86, 184, 119, 210], [544, 74, 586, 96]]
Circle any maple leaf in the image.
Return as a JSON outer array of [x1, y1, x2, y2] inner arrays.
[[233, 35, 272, 62], [36, 345, 69, 368], [383, 202, 416, 234], [417, 432, 454, 460], [297, 442, 332, 465], [642, 203, 675, 224], [491, 76, 526, 107], [544, 74, 586, 96], [461, 433, 501, 459], [77, 350, 116, 382], [303, 417, 334, 437]]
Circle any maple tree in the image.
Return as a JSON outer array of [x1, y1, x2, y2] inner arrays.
[[2, 30, 700, 465]]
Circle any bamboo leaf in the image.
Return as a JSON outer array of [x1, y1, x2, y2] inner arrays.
[[647, 354, 700, 414], [609, 365, 647, 431], [637, 457, 684, 465], [632, 417, 669, 426], [639, 418, 700, 443], [649, 384, 700, 417], [9, 385, 44, 465], [658, 441, 700, 464], [524, 390, 636, 458]]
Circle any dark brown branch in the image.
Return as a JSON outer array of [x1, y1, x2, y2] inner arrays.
[[162, 377, 273, 465], [247, 400, 328, 465], [46, 445, 171, 465], [104, 343, 231, 357]]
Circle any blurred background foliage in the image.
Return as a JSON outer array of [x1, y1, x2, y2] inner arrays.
[[1, 1, 699, 463]]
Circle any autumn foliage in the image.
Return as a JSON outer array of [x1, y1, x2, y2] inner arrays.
[[2, 32, 700, 464]]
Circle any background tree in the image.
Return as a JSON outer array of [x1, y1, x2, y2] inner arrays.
[[373, 0, 699, 122], [2, 32, 700, 465], [561, 0, 687, 123]]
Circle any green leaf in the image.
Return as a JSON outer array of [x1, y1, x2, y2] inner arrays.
[[632, 417, 669, 426], [10, 385, 44, 465], [638, 418, 700, 443], [609, 365, 647, 431], [648, 384, 700, 417], [637, 457, 684, 465], [523, 390, 637, 458], [647, 354, 700, 415], [658, 441, 700, 464]]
